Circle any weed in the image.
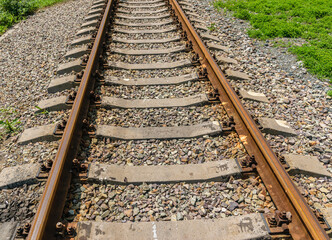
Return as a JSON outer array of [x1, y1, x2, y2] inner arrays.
[[0, 118, 21, 133], [208, 23, 216, 31], [35, 105, 49, 115], [0, 108, 21, 140]]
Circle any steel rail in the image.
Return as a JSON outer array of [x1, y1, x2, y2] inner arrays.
[[169, 0, 329, 239], [27, 0, 113, 239]]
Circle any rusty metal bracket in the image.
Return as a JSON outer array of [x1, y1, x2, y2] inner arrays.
[[198, 65, 207, 79], [71, 159, 89, 179], [207, 88, 220, 102], [75, 71, 84, 83], [235, 89, 242, 98], [36, 159, 54, 180], [253, 117, 263, 130], [82, 118, 96, 136], [181, 31, 188, 41], [87, 42, 93, 50], [276, 154, 291, 170], [240, 155, 257, 172], [81, 54, 90, 67], [15, 223, 31, 239], [223, 116, 235, 129], [90, 90, 101, 107], [264, 211, 292, 237], [191, 53, 200, 65], [95, 70, 105, 84], [185, 40, 193, 52], [53, 119, 67, 136], [55, 222, 77, 239], [65, 90, 77, 106]]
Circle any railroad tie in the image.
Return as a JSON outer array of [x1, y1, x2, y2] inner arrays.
[[96, 121, 223, 140], [101, 94, 210, 109], [112, 35, 181, 44], [115, 13, 171, 20], [113, 26, 177, 34], [107, 59, 192, 70], [104, 73, 199, 86], [109, 46, 186, 55]]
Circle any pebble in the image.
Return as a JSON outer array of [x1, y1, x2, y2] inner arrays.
[[124, 209, 133, 217], [176, 212, 184, 220]]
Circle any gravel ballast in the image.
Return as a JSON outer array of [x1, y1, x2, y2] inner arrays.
[[0, 182, 45, 223], [102, 81, 214, 99], [78, 133, 247, 166], [95, 104, 228, 127], [63, 177, 275, 222]]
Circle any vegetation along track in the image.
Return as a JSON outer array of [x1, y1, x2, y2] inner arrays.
[[3, 0, 330, 239]]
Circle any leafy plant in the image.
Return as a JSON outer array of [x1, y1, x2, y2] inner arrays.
[[208, 23, 216, 31]]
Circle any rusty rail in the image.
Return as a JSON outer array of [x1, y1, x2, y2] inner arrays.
[[168, 0, 328, 239], [27, 0, 113, 239]]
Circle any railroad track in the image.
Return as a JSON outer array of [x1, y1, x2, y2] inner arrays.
[[2, 0, 330, 239]]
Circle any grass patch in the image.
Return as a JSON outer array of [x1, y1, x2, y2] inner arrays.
[[213, 0, 332, 93], [0, 0, 65, 34]]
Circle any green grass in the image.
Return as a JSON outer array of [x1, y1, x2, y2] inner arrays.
[[0, 0, 65, 34], [213, 0, 332, 93]]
